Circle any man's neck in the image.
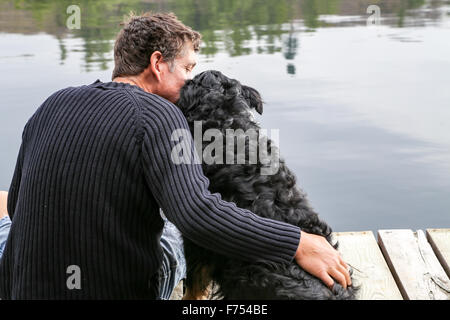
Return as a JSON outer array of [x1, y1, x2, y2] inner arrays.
[[113, 76, 153, 94]]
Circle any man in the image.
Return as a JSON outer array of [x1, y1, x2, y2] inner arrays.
[[0, 191, 183, 299], [0, 12, 350, 299]]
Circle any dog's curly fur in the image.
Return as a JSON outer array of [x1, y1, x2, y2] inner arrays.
[[176, 70, 357, 300]]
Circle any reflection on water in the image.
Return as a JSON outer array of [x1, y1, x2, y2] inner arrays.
[[0, 0, 449, 232], [0, 0, 447, 72]]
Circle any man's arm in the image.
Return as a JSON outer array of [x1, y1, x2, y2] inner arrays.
[[138, 94, 299, 263], [1, 123, 27, 255], [137, 93, 351, 287], [7, 125, 28, 219]]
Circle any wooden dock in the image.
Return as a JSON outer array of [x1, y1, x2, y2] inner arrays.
[[4, 192, 449, 300], [171, 228, 450, 300], [334, 228, 450, 300]]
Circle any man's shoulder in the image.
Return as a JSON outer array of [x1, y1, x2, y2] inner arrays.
[[28, 84, 90, 121], [27, 82, 137, 131], [132, 90, 184, 120], [40, 83, 108, 108], [43, 84, 84, 101]]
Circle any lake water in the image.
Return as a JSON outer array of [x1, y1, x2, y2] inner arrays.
[[0, 0, 449, 233]]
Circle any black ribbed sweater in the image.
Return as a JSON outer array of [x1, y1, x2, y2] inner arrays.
[[0, 80, 301, 299]]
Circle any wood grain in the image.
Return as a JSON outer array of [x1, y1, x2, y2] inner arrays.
[[378, 229, 450, 300], [334, 231, 403, 300], [427, 228, 450, 279]]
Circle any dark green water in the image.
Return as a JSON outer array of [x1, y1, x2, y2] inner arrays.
[[0, 0, 449, 232]]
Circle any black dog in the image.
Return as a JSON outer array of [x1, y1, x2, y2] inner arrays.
[[176, 70, 356, 300]]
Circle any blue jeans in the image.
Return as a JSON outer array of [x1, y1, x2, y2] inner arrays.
[[0, 215, 186, 299], [159, 214, 186, 299], [0, 216, 11, 258]]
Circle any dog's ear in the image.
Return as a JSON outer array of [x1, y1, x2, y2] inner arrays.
[[242, 85, 263, 115]]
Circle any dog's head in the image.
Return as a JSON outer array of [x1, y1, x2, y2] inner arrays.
[[177, 70, 263, 123]]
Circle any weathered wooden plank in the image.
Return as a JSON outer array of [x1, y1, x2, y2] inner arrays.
[[378, 229, 450, 300], [333, 231, 402, 300], [427, 228, 450, 278]]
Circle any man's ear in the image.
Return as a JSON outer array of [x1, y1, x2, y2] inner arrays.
[[149, 51, 164, 82], [242, 85, 263, 115]]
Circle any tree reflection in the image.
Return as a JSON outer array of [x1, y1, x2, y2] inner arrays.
[[396, 0, 426, 27], [0, 0, 436, 73]]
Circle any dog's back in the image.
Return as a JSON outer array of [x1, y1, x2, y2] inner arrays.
[[177, 70, 356, 300]]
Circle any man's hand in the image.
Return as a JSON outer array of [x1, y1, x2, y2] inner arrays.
[[0, 191, 8, 219], [295, 230, 351, 289]]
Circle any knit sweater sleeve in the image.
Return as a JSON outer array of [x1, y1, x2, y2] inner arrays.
[[7, 120, 31, 219], [136, 93, 301, 264]]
